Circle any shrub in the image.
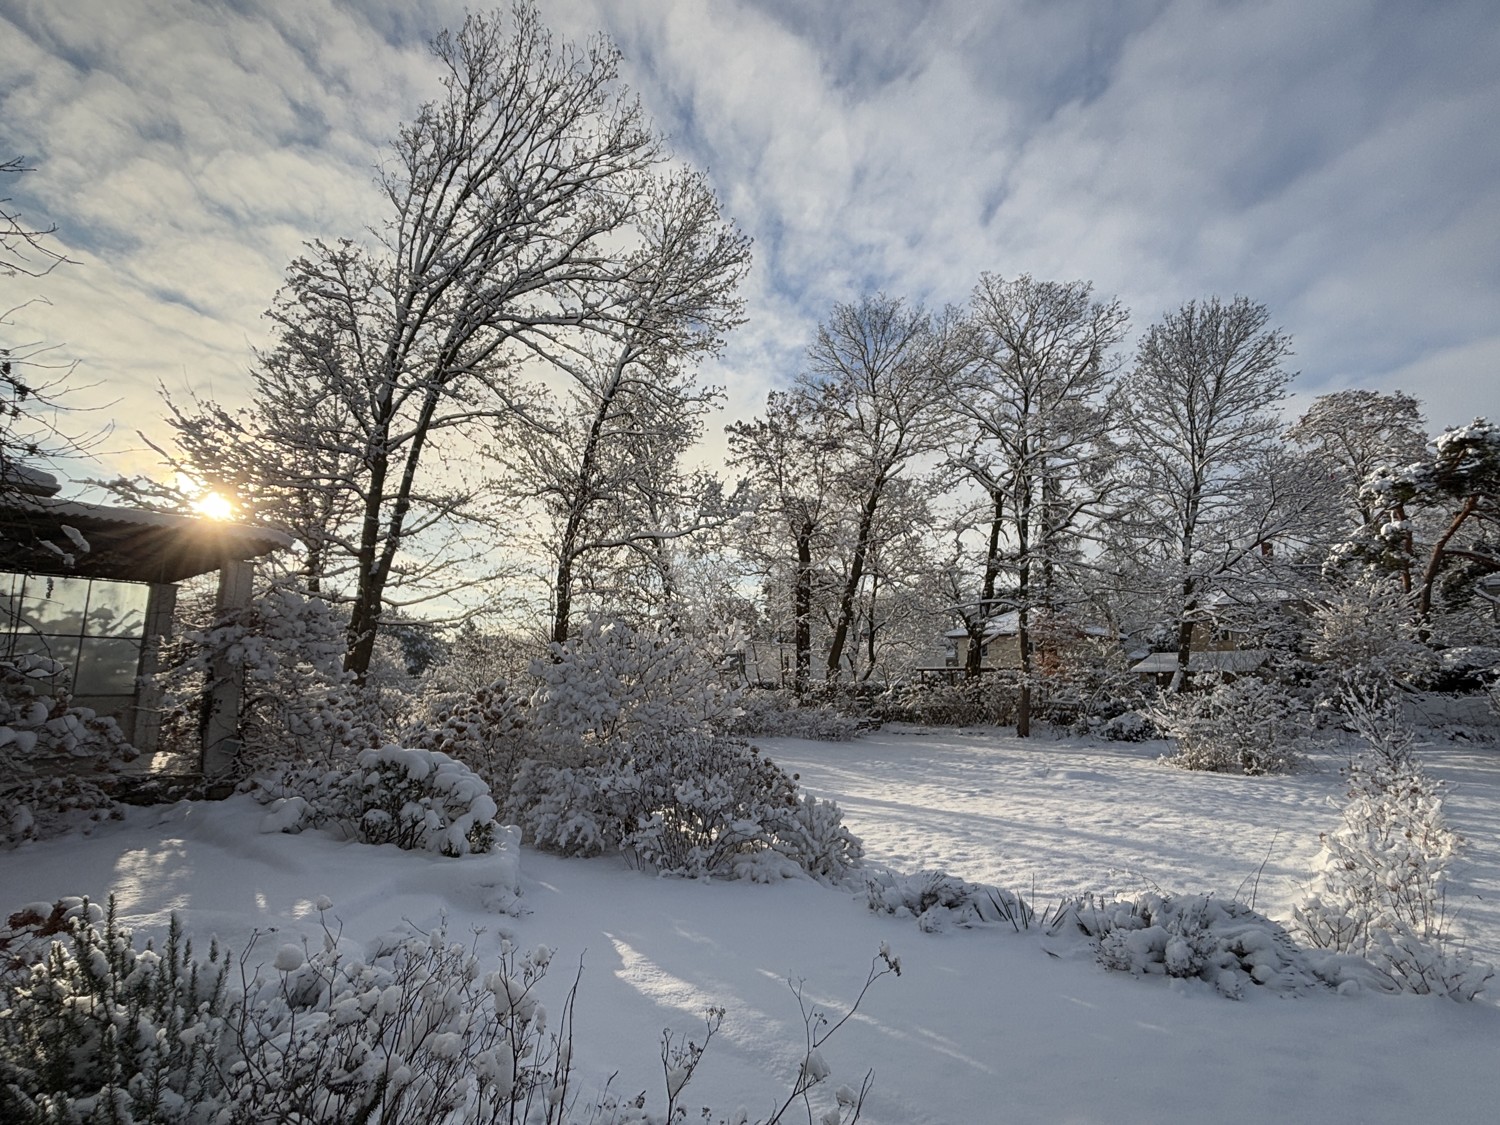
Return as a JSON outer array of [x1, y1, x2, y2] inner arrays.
[[1294, 693, 1494, 999], [0, 661, 138, 848], [864, 869, 1035, 933], [509, 733, 863, 881], [404, 677, 536, 807], [0, 900, 894, 1125], [1150, 674, 1309, 775], [158, 582, 381, 777], [258, 746, 502, 858], [0, 897, 231, 1123], [727, 690, 862, 742], [871, 678, 1016, 727], [528, 615, 741, 755], [1057, 891, 1324, 999]]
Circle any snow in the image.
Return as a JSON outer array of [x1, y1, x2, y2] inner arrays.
[[3, 728, 1498, 1123]]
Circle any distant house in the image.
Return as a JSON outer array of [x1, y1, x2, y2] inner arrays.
[[1128, 615, 1274, 689], [918, 611, 1118, 683], [0, 470, 289, 780]]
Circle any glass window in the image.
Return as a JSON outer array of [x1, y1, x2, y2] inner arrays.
[[76, 638, 143, 695], [19, 576, 89, 636], [85, 582, 149, 638], [7, 635, 80, 682]]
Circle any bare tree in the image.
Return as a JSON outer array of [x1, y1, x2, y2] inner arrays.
[[497, 168, 750, 644], [1, 156, 102, 492], [229, 8, 748, 680], [948, 274, 1127, 733], [727, 389, 846, 695], [1287, 389, 1428, 527], [800, 294, 957, 686], [1114, 296, 1302, 691]]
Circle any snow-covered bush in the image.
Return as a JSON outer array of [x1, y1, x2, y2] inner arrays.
[[0, 898, 894, 1125], [1058, 891, 1323, 999], [509, 733, 863, 880], [864, 869, 1035, 933], [1150, 674, 1309, 775], [404, 677, 536, 806], [259, 746, 501, 857], [727, 690, 863, 742], [1294, 695, 1493, 999], [159, 582, 381, 777], [1097, 709, 1157, 742], [0, 897, 231, 1123], [528, 615, 742, 754], [0, 661, 137, 847]]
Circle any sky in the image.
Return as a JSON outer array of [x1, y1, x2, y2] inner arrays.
[[2, 0, 1498, 490]]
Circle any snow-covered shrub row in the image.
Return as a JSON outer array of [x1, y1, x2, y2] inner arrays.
[[871, 678, 1016, 727], [726, 690, 863, 742], [258, 745, 501, 858], [1056, 892, 1326, 999], [1294, 697, 1494, 999], [509, 732, 863, 881], [1149, 674, 1309, 775], [528, 615, 742, 753], [1095, 709, 1157, 742], [1, 776, 122, 849], [863, 869, 1036, 933], [0, 898, 891, 1125]]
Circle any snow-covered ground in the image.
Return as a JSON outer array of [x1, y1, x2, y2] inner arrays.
[[4, 728, 1498, 1124]]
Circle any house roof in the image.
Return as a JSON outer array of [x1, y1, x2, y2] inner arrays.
[[1129, 649, 1271, 675], [0, 497, 292, 584]]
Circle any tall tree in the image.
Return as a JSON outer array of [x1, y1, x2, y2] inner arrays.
[[948, 274, 1128, 734], [1114, 296, 1301, 691], [189, 8, 745, 679], [1287, 389, 1427, 527], [497, 169, 750, 644], [727, 389, 845, 695], [1, 156, 100, 494], [800, 295, 957, 685]]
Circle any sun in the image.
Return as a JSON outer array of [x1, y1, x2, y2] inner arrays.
[[193, 491, 235, 520]]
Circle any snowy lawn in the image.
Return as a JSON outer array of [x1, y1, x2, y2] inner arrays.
[[4, 728, 1498, 1124]]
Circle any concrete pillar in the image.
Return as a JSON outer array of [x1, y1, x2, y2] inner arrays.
[[202, 558, 253, 783], [129, 581, 178, 754]]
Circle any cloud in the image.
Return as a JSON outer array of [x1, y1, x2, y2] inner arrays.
[[2, 0, 1497, 502]]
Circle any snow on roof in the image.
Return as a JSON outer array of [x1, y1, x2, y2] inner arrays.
[[1129, 649, 1271, 675], [0, 496, 292, 583], [944, 611, 1118, 641]]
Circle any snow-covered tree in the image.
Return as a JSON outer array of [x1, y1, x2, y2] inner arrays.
[[727, 389, 846, 695], [947, 274, 1128, 733], [799, 294, 959, 686], [1112, 296, 1306, 691], [0, 156, 102, 496], [1286, 388, 1427, 528], [497, 168, 749, 644], [1357, 417, 1500, 621]]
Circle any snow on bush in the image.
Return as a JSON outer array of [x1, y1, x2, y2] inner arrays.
[[258, 745, 504, 859], [864, 869, 1035, 933], [404, 677, 536, 807], [528, 614, 742, 754], [1149, 674, 1309, 775], [871, 678, 1016, 727], [0, 661, 137, 847], [160, 582, 381, 776], [1293, 694, 1494, 999], [509, 732, 863, 881], [0, 898, 894, 1125], [1057, 891, 1325, 999]]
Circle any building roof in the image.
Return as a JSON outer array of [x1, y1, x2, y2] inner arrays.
[[0, 497, 292, 584], [945, 611, 1115, 641], [1129, 649, 1271, 675]]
